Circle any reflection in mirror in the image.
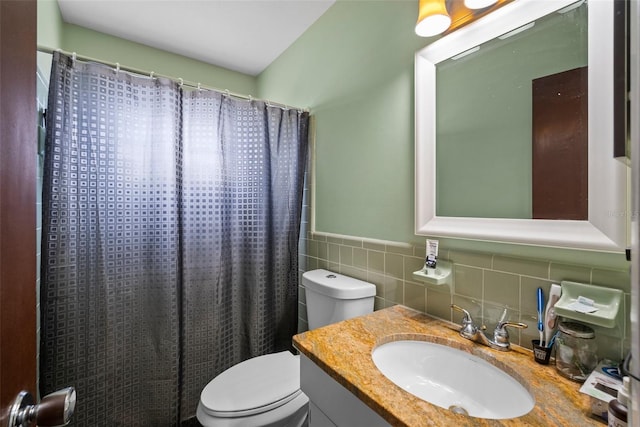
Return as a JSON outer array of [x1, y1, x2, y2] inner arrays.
[[436, 1, 587, 219], [414, 0, 628, 251]]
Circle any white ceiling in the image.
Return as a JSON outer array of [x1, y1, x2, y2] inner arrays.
[[56, 0, 336, 76]]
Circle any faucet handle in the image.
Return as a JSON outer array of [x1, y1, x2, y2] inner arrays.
[[450, 304, 472, 324], [450, 304, 486, 328], [493, 321, 528, 347], [451, 304, 479, 340], [496, 320, 528, 331]]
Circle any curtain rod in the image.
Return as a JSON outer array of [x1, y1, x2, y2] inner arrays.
[[37, 45, 309, 113]]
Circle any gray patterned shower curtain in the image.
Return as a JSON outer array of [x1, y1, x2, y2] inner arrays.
[[40, 52, 309, 426]]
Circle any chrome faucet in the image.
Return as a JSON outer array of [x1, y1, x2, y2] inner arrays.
[[451, 304, 527, 351]]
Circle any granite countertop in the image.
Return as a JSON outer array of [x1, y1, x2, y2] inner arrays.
[[293, 305, 603, 427]]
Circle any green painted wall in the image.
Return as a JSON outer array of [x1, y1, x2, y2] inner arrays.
[[260, 0, 628, 269], [35, 0, 629, 270], [37, 0, 63, 49], [60, 24, 257, 95], [37, 0, 64, 78], [258, 0, 427, 243], [37, 0, 256, 96]]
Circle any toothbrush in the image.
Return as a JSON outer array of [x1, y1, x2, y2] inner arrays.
[[548, 330, 560, 349], [543, 284, 562, 347], [537, 287, 544, 344]]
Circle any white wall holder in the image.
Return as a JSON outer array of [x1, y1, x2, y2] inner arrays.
[[412, 260, 453, 287], [554, 280, 624, 329]]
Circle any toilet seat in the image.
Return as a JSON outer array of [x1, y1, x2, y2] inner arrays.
[[199, 351, 301, 418]]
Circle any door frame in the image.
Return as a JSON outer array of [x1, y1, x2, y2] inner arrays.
[[0, 0, 38, 423]]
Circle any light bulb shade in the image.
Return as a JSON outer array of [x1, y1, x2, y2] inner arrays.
[[415, 0, 451, 37], [464, 0, 498, 10]]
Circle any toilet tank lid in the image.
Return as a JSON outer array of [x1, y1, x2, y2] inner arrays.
[[302, 269, 375, 299]]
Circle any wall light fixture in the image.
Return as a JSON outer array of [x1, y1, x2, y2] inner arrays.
[[464, 0, 498, 10], [415, 0, 451, 37]]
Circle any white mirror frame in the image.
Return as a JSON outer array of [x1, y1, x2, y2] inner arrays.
[[415, 0, 628, 252]]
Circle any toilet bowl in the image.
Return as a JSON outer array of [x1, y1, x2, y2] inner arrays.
[[196, 351, 308, 427], [197, 269, 375, 427]]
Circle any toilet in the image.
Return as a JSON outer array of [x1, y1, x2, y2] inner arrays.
[[196, 269, 376, 427]]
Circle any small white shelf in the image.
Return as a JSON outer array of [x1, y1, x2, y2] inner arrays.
[[554, 280, 623, 329], [412, 260, 452, 287]]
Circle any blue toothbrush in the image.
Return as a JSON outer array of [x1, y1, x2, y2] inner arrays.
[[537, 288, 544, 345]]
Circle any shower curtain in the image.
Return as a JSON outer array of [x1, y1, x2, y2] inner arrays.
[[40, 52, 309, 426]]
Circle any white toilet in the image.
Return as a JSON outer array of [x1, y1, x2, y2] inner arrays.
[[196, 269, 376, 427]]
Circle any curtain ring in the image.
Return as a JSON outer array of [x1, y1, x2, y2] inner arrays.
[[224, 89, 230, 98], [71, 52, 77, 63], [150, 71, 155, 79], [179, 78, 184, 87], [197, 83, 201, 91], [115, 63, 120, 74]]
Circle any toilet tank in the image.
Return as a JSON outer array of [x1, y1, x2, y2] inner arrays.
[[303, 269, 376, 330]]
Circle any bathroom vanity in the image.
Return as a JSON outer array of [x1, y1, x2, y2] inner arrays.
[[293, 305, 602, 426]]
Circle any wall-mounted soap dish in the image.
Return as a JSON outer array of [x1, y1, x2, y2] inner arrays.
[[412, 260, 452, 287], [553, 280, 623, 328]]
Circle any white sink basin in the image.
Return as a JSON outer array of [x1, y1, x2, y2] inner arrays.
[[372, 340, 535, 419]]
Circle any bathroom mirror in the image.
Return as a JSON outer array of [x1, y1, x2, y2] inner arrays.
[[415, 0, 628, 252]]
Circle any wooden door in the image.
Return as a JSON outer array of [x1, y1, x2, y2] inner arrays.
[[0, 0, 37, 423], [532, 66, 588, 220]]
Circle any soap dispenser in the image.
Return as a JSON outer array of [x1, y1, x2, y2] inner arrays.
[[607, 376, 629, 427]]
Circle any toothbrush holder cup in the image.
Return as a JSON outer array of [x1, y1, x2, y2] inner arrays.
[[532, 340, 552, 365]]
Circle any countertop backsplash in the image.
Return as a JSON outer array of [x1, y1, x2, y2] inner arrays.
[[297, 229, 630, 363]]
